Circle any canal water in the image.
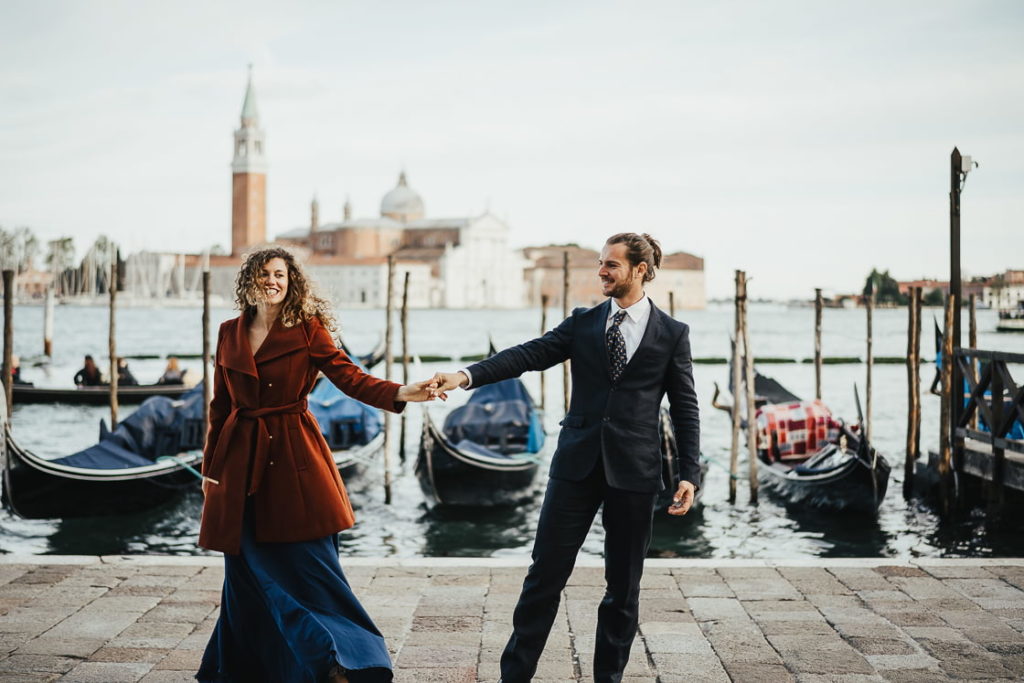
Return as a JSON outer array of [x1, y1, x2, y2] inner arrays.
[[1, 303, 1022, 558]]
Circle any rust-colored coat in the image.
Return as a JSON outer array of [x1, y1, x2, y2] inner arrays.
[[198, 312, 403, 554]]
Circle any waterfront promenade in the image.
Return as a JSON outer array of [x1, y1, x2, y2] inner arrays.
[[0, 556, 1022, 682]]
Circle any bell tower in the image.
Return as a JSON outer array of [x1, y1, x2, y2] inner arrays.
[[231, 65, 267, 256]]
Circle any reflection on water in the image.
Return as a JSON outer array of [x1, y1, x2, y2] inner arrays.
[[2, 303, 1024, 558]]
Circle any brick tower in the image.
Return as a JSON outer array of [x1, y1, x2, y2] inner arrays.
[[231, 66, 267, 256]]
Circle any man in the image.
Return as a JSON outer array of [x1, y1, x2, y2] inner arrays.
[[431, 232, 700, 682]]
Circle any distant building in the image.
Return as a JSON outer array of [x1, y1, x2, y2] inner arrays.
[[522, 244, 705, 310], [983, 269, 1024, 310], [231, 67, 267, 257], [278, 172, 527, 308]]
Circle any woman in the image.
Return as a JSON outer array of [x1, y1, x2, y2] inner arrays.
[[197, 247, 436, 683], [157, 356, 186, 385], [73, 354, 104, 386]]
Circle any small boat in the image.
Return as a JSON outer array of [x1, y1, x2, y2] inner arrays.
[[416, 365, 546, 507], [1, 385, 205, 519], [357, 334, 387, 369], [713, 368, 889, 513], [12, 382, 193, 406], [307, 374, 384, 477], [997, 301, 1024, 333]]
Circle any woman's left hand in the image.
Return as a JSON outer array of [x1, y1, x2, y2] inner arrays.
[[396, 378, 442, 403]]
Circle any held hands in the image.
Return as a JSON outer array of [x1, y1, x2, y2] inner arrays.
[[396, 378, 446, 403], [668, 480, 696, 516], [426, 371, 469, 400]]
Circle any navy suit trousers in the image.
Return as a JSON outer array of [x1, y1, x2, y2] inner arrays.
[[500, 461, 657, 683]]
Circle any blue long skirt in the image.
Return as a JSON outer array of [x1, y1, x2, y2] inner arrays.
[[197, 515, 393, 682]]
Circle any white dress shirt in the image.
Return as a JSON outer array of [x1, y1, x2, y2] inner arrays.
[[606, 295, 651, 363], [460, 295, 652, 389]]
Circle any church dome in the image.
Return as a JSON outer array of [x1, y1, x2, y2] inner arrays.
[[380, 171, 425, 222]]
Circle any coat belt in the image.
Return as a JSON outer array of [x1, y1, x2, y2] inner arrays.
[[205, 398, 308, 495]]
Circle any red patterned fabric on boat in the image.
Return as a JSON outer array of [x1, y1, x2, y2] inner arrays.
[[756, 399, 841, 462]]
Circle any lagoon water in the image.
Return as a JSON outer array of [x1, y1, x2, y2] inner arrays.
[[2, 302, 1022, 559]]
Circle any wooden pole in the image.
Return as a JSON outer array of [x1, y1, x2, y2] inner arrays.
[[741, 272, 758, 502], [938, 293, 955, 516], [912, 288, 922, 478], [814, 288, 823, 400], [668, 290, 676, 318], [202, 269, 211, 436], [539, 294, 548, 412], [562, 250, 570, 416], [728, 270, 743, 503], [108, 261, 119, 430], [383, 255, 395, 504], [2, 270, 13, 419], [399, 271, 410, 462], [43, 285, 54, 357], [904, 287, 921, 499], [968, 293, 978, 431], [866, 289, 874, 441]]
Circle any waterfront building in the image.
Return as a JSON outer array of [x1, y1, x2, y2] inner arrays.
[[982, 269, 1024, 310], [277, 172, 527, 308], [522, 244, 706, 310]]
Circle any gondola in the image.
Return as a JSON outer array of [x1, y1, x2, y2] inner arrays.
[[1, 385, 205, 519], [307, 373, 384, 477], [416, 353, 546, 507], [357, 334, 387, 370], [713, 367, 890, 513], [12, 382, 192, 405]]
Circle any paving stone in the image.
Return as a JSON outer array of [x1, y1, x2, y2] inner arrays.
[[722, 661, 795, 682], [17, 637, 104, 657], [846, 636, 918, 655], [393, 667, 476, 683], [0, 654, 79, 674], [59, 661, 154, 682], [766, 635, 874, 675], [89, 646, 170, 663], [152, 648, 203, 670], [139, 672, 198, 682]]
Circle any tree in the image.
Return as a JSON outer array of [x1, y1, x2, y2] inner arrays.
[[922, 288, 945, 306], [46, 237, 76, 296], [863, 268, 908, 305], [0, 225, 41, 274]]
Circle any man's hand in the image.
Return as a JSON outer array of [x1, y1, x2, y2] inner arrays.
[[667, 480, 696, 516], [429, 371, 469, 399]]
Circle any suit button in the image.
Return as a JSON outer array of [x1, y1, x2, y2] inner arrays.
[[603, 417, 611, 423]]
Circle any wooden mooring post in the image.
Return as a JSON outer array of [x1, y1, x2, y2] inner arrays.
[[202, 267, 211, 435], [383, 255, 395, 504], [968, 294, 978, 431], [108, 261, 119, 430], [741, 272, 758, 502], [938, 294, 955, 516], [866, 288, 874, 442], [43, 285, 54, 358], [728, 270, 744, 503], [562, 251, 570, 416], [399, 271, 410, 462], [539, 294, 548, 412], [904, 287, 922, 500], [2, 270, 13, 419], [814, 288, 822, 400], [668, 291, 675, 318]]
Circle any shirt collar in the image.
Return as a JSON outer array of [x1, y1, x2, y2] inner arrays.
[[609, 294, 650, 324]]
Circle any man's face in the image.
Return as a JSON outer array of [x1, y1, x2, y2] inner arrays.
[[598, 242, 643, 299]]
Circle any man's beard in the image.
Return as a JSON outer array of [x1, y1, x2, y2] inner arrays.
[[606, 270, 637, 299]]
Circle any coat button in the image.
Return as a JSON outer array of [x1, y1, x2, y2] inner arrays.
[[270, 460, 275, 466], [268, 435, 273, 440], [268, 382, 273, 387]]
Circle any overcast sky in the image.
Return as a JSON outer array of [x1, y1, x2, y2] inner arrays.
[[1, 0, 1022, 299]]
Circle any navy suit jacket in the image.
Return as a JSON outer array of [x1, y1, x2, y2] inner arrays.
[[466, 299, 701, 493]]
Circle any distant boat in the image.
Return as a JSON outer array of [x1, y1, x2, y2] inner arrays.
[[12, 383, 192, 406], [2, 386, 204, 519], [997, 301, 1024, 333]]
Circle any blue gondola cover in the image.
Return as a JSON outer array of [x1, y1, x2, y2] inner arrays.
[[442, 378, 545, 455]]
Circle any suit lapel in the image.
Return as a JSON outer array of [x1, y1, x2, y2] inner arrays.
[[591, 300, 612, 377]]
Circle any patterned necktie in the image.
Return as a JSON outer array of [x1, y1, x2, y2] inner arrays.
[[606, 310, 628, 381]]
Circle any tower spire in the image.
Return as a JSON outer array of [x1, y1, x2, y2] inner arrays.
[[241, 63, 259, 125]]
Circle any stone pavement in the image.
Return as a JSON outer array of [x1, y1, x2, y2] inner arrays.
[[0, 556, 1023, 682]]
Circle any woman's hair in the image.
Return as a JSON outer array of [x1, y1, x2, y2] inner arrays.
[[235, 246, 337, 331], [605, 232, 663, 283]]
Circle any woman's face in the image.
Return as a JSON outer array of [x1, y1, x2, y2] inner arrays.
[[257, 257, 289, 306]]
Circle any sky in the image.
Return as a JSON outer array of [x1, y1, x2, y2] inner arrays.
[[1, 0, 1022, 299]]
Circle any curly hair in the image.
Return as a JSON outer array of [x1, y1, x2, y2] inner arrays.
[[234, 246, 337, 332], [606, 232, 663, 283]]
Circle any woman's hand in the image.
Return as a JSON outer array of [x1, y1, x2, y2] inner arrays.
[[396, 378, 443, 403]]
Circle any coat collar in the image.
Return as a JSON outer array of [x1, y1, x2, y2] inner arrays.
[[219, 311, 309, 377]]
